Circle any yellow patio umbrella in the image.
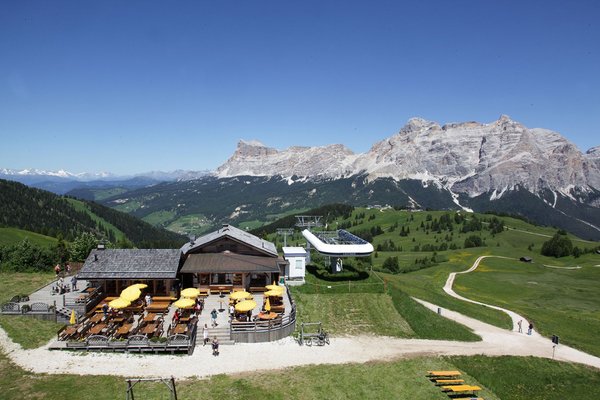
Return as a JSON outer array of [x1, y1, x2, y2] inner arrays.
[[69, 309, 76, 325], [120, 287, 141, 302], [129, 283, 148, 289], [265, 282, 280, 290], [264, 297, 271, 312], [235, 299, 257, 313], [230, 290, 252, 300], [180, 288, 200, 298], [173, 298, 195, 309], [109, 297, 131, 309], [264, 288, 284, 297]]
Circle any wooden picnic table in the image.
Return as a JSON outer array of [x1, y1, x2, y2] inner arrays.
[[427, 370, 461, 377], [89, 313, 104, 323], [61, 325, 78, 339], [143, 313, 158, 322], [434, 379, 464, 385], [257, 312, 279, 320], [152, 296, 176, 302], [115, 323, 133, 337], [109, 316, 126, 324], [441, 385, 481, 393], [172, 323, 187, 335], [141, 322, 158, 335], [89, 323, 107, 335], [146, 302, 170, 312]]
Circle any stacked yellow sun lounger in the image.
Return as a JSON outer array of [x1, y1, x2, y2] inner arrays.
[[426, 370, 484, 400]]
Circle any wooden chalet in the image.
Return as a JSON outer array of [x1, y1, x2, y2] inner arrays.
[[77, 248, 182, 296], [179, 224, 287, 292]]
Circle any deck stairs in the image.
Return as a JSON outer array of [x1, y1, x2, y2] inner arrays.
[[201, 326, 235, 346]]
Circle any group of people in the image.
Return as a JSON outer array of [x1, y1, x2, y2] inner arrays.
[[517, 319, 534, 335], [202, 323, 219, 356], [51, 276, 77, 295]]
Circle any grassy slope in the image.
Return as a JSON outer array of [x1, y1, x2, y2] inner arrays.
[[290, 268, 479, 341], [2, 349, 599, 400], [0, 272, 55, 304], [454, 256, 600, 356], [293, 292, 415, 337], [450, 355, 600, 400], [0, 272, 62, 348], [65, 198, 126, 241], [0, 227, 58, 247]]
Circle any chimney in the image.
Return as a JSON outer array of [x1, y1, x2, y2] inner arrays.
[[97, 244, 105, 250]]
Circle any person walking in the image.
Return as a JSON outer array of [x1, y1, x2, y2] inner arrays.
[[212, 336, 219, 356], [517, 319, 522, 333], [202, 324, 209, 346], [71, 276, 78, 291], [210, 308, 218, 327], [229, 304, 235, 321], [527, 322, 533, 335]]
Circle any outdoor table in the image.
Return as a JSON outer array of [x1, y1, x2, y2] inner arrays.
[[441, 385, 481, 393], [89, 323, 106, 335], [179, 316, 191, 323], [115, 323, 132, 337], [146, 302, 170, 312], [143, 313, 158, 322], [89, 313, 104, 323], [61, 326, 78, 339], [434, 379, 464, 385], [427, 370, 461, 377], [110, 316, 126, 324], [257, 312, 279, 320], [172, 323, 187, 335], [218, 286, 226, 297], [141, 323, 158, 335]]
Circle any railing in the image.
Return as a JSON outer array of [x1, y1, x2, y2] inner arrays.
[[230, 304, 296, 343], [62, 325, 198, 354], [1, 301, 58, 322], [64, 285, 103, 315]]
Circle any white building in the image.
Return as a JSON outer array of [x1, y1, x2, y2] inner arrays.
[[282, 247, 307, 285]]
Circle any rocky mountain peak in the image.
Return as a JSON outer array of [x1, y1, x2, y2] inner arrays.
[[215, 117, 600, 200]]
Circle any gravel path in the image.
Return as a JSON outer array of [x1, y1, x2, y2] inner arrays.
[[1, 256, 599, 378]]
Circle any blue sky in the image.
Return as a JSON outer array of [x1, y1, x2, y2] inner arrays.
[[1, 1, 599, 175]]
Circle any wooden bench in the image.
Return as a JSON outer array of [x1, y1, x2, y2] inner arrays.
[[434, 379, 464, 385], [152, 296, 176, 302], [249, 286, 266, 293]]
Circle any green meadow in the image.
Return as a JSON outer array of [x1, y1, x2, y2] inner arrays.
[[0, 227, 58, 247]]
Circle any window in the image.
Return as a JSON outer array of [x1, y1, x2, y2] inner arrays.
[[295, 259, 303, 270]]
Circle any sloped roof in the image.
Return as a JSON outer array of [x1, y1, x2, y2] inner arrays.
[[77, 249, 182, 280], [180, 252, 283, 274], [181, 224, 277, 257]]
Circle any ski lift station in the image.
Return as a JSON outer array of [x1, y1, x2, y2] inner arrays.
[[302, 229, 374, 273]]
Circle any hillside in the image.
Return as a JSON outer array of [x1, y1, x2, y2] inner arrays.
[[0, 179, 186, 248], [99, 173, 600, 240], [0, 227, 58, 247]]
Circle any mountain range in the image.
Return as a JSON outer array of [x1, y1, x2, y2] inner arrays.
[[3, 116, 600, 240], [0, 168, 210, 194], [217, 115, 600, 205]]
